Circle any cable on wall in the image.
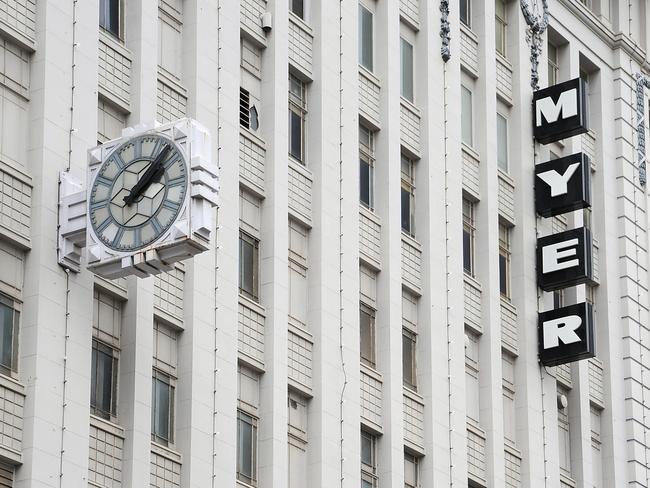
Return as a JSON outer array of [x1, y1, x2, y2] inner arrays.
[[337, 0, 348, 486], [212, 0, 222, 486], [442, 60, 454, 488], [58, 1, 78, 483]]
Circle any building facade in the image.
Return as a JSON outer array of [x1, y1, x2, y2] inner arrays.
[[0, 0, 649, 487]]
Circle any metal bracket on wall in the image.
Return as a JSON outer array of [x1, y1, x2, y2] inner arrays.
[[520, 0, 549, 90], [440, 0, 451, 62], [634, 73, 649, 186]]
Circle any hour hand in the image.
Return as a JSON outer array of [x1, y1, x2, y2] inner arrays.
[[123, 144, 171, 205]]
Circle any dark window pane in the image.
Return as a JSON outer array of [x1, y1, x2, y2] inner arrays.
[[0, 303, 13, 372], [402, 333, 415, 387], [153, 376, 171, 442], [460, 0, 469, 26], [249, 106, 259, 131], [91, 340, 116, 419], [463, 230, 472, 273], [360, 309, 374, 367], [291, 0, 304, 19], [360, 159, 371, 207], [289, 110, 303, 161], [499, 254, 507, 295], [359, 6, 373, 70], [100, 0, 120, 37], [401, 187, 411, 233], [239, 236, 256, 298], [361, 433, 372, 465], [238, 414, 254, 482]]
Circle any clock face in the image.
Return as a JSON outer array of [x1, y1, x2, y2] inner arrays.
[[89, 134, 188, 252]]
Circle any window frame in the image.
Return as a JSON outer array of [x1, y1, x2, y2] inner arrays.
[[358, 3, 374, 72], [360, 303, 376, 369], [496, 112, 509, 172], [400, 37, 415, 103], [289, 74, 307, 165], [548, 42, 559, 86], [461, 84, 474, 147], [460, 0, 471, 28], [462, 198, 475, 276], [99, 0, 122, 40], [404, 452, 420, 488], [359, 124, 376, 210], [239, 230, 260, 302], [90, 338, 119, 421], [361, 430, 378, 488], [499, 223, 512, 299], [495, 0, 507, 57], [402, 328, 417, 391], [401, 155, 416, 237], [0, 294, 19, 378], [237, 409, 259, 486], [151, 368, 176, 446]]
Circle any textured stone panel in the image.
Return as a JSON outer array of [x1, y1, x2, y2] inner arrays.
[[288, 329, 313, 389], [238, 301, 265, 366], [239, 131, 265, 190], [88, 423, 124, 487], [288, 17, 313, 76]]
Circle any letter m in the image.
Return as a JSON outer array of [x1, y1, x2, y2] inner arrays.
[[535, 88, 578, 126]]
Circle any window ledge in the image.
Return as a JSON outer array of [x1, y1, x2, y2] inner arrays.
[[288, 12, 313, 35], [358, 65, 381, 87], [99, 29, 131, 59], [403, 385, 424, 404], [496, 52, 512, 70], [504, 439, 521, 457], [154, 306, 184, 332], [497, 168, 515, 186], [288, 157, 313, 181], [360, 362, 383, 383], [0, 373, 25, 396], [466, 419, 486, 438], [461, 143, 480, 162], [157, 66, 187, 97], [359, 205, 381, 226], [401, 232, 421, 251], [239, 294, 266, 316], [400, 97, 421, 116], [151, 441, 183, 464], [90, 414, 125, 438], [240, 126, 266, 149], [460, 22, 478, 43]]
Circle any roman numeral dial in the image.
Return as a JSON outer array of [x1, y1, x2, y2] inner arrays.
[[89, 134, 188, 252]]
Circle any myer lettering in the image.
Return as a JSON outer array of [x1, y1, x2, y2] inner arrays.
[[538, 303, 595, 367], [533, 78, 589, 144], [533, 79, 596, 367], [535, 153, 591, 218]]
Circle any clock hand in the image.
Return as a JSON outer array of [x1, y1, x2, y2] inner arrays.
[[123, 144, 172, 205]]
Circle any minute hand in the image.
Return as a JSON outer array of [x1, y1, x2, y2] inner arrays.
[[123, 144, 171, 205]]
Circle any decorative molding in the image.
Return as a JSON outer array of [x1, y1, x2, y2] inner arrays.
[[635, 73, 650, 186], [520, 0, 549, 90], [440, 0, 450, 62]]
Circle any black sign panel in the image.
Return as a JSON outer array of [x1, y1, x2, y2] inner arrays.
[[537, 227, 593, 292], [533, 78, 588, 144], [538, 302, 595, 366], [535, 152, 591, 218]]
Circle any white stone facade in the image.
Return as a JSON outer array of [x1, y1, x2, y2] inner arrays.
[[0, 0, 649, 487]]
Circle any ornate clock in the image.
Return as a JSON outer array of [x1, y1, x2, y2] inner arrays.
[[88, 134, 188, 252], [68, 118, 220, 279]]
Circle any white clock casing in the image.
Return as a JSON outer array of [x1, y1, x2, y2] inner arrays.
[[86, 118, 218, 279]]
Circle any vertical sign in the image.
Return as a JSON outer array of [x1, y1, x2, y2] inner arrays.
[[533, 78, 589, 144], [538, 303, 595, 366]]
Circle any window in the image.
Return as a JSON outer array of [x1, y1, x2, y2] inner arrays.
[[359, 125, 375, 209], [239, 231, 260, 301], [465, 331, 480, 423], [553, 289, 564, 309], [289, 220, 309, 328], [99, 0, 120, 38], [360, 304, 376, 368], [238, 365, 260, 486], [502, 354, 516, 444], [237, 410, 258, 485], [288, 393, 308, 488], [361, 431, 378, 488], [401, 155, 415, 236], [557, 387, 572, 475], [239, 87, 259, 130], [0, 295, 18, 376], [463, 198, 475, 275], [404, 453, 419, 488], [460, 0, 471, 27], [402, 329, 417, 390], [461, 85, 473, 147], [359, 4, 374, 71], [497, 113, 508, 172], [91, 340, 118, 420], [591, 406, 603, 488], [495, 0, 507, 57], [151, 321, 178, 446], [400, 38, 414, 102], [97, 98, 126, 144], [289, 74, 307, 164], [548, 42, 559, 86], [499, 223, 511, 299], [402, 290, 418, 390], [152, 369, 175, 445], [290, 0, 305, 19], [90, 290, 121, 420], [158, 0, 183, 79]]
